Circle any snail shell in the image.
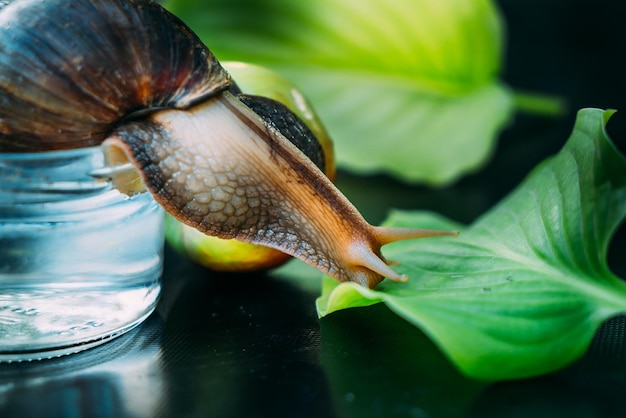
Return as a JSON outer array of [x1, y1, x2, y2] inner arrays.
[[0, 0, 456, 287], [0, 0, 229, 151]]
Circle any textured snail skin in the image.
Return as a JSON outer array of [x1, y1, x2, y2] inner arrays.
[[163, 66, 332, 273], [0, 0, 456, 288]]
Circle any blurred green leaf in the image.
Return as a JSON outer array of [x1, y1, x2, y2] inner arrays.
[[165, 0, 515, 184], [317, 108, 626, 380]]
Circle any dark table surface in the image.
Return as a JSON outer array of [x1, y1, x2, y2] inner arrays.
[[2, 0, 626, 417]]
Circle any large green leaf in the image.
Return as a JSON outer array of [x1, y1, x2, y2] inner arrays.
[[165, 0, 514, 184], [317, 108, 626, 380]]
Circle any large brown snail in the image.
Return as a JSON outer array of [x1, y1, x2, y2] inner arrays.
[[0, 0, 455, 288]]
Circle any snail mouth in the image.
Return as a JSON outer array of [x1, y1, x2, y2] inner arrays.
[[100, 92, 457, 288], [92, 145, 146, 196]]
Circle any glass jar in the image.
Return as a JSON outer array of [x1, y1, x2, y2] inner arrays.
[[0, 146, 164, 361]]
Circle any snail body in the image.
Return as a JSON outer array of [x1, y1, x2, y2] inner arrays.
[[0, 0, 455, 288], [164, 62, 334, 272]]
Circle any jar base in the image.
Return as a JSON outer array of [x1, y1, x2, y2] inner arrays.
[[0, 280, 160, 362]]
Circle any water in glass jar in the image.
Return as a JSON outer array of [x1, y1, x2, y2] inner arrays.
[[0, 147, 164, 361]]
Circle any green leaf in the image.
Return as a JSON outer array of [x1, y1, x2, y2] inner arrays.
[[317, 108, 626, 380], [165, 0, 514, 184]]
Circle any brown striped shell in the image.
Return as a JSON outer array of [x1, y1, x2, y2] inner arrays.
[[0, 0, 230, 151]]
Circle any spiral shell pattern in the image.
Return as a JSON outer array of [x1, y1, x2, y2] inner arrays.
[[0, 0, 230, 151]]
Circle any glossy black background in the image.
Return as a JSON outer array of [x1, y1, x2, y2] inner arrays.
[[1, 0, 626, 417]]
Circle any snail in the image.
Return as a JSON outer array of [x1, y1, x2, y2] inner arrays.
[[0, 0, 456, 288]]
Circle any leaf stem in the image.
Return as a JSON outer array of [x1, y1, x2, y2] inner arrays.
[[514, 90, 567, 116], [589, 276, 626, 315]]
